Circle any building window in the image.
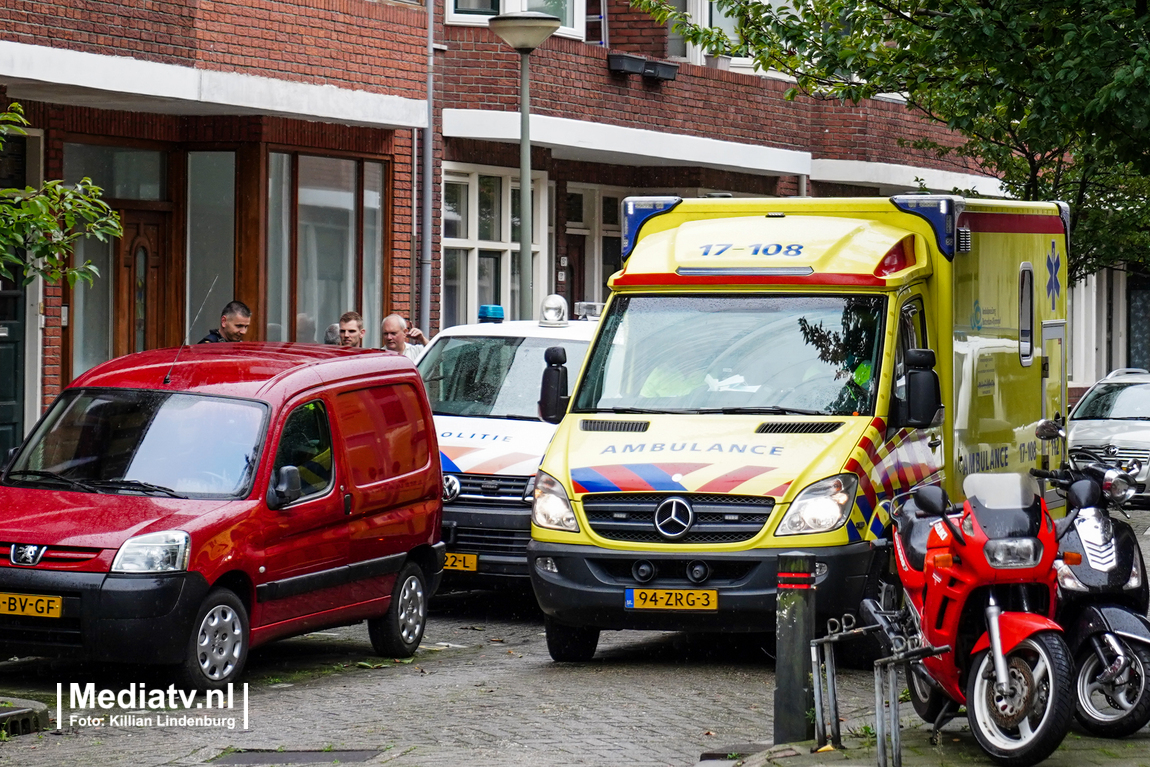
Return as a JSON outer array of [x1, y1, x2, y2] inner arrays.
[[267, 152, 388, 348], [186, 152, 236, 342], [63, 144, 166, 201], [447, 0, 585, 40], [441, 164, 549, 328]]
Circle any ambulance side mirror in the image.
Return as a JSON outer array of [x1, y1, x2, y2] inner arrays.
[[905, 349, 942, 429], [539, 346, 570, 425]]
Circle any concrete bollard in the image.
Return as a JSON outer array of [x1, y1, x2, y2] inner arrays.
[[773, 552, 816, 745]]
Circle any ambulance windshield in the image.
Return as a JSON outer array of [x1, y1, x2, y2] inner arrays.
[[573, 294, 886, 416], [420, 335, 591, 420]]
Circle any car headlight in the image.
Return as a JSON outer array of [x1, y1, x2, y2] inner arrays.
[[1103, 469, 1137, 505], [111, 531, 191, 573], [532, 472, 579, 533], [777, 474, 858, 536], [1054, 559, 1088, 591], [1127, 555, 1143, 590], [984, 537, 1042, 569]]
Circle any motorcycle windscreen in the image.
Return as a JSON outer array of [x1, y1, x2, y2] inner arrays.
[[963, 472, 1043, 538]]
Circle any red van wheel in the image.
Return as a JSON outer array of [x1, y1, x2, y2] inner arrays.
[[368, 564, 427, 658], [178, 589, 249, 691]]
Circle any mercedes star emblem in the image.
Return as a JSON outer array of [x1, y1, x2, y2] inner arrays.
[[442, 474, 461, 503], [10, 543, 45, 566], [654, 497, 695, 540]]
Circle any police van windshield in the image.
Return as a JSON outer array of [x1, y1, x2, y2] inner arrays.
[[420, 336, 591, 420], [573, 294, 886, 416], [4, 389, 267, 499]]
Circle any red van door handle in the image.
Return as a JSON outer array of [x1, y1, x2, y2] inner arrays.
[[343, 493, 353, 515]]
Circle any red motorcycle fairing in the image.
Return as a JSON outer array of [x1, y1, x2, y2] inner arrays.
[[972, 612, 1063, 656]]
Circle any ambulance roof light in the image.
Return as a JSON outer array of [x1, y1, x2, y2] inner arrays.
[[890, 194, 965, 261], [622, 196, 682, 261], [539, 294, 568, 327], [478, 305, 504, 323], [873, 236, 916, 278]]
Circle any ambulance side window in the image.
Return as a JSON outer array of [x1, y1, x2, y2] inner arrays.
[[273, 401, 334, 499], [893, 298, 927, 413], [1019, 263, 1034, 365]]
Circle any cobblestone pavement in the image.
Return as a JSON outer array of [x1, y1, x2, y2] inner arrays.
[[0, 587, 875, 767]]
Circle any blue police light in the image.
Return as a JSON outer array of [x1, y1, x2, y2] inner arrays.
[[622, 196, 682, 260], [478, 305, 505, 323]]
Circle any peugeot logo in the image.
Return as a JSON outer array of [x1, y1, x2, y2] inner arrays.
[[442, 474, 461, 503], [1105, 445, 1120, 457], [10, 544, 45, 567], [654, 497, 695, 540]]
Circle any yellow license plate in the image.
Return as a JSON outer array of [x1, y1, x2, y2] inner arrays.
[[444, 553, 478, 572], [0, 592, 62, 618], [625, 588, 717, 611]]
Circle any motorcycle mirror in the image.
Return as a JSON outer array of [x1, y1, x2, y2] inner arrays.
[[911, 485, 950, 517], [1034, 419, 1066, 441]]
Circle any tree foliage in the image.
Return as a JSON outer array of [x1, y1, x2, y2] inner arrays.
[[0, 103, 122, 286], [632, 0, 1150, 280]]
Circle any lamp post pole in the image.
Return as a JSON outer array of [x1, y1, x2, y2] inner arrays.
[[518, 49, 533, 322], [488, 12, 560, 321]]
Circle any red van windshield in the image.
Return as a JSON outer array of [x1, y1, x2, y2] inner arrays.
[[5, 389, 267, 499]]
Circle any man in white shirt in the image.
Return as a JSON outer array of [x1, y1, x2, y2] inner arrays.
[[382, 314, 427, 361]]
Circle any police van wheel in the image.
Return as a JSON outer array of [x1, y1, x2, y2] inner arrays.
[[545, 616, 599, 662], [369, 564, 428, 658], [178, 588, 249, 691]]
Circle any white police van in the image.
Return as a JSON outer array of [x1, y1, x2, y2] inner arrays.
[[417, 296, 599, 586]]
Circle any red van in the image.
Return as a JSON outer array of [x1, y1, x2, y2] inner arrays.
[[0, 344, 443, 689]]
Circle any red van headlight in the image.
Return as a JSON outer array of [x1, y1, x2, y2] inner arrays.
[[111, 531, 191, 573]]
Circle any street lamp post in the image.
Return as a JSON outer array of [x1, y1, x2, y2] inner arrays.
[[488, 12, 560, 321]]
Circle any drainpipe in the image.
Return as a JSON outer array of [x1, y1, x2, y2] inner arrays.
[[409, 128, 418, 325], [419, 0, 435, 336]]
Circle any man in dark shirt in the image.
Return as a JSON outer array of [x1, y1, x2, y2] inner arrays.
[[199, 301, 252, 343]]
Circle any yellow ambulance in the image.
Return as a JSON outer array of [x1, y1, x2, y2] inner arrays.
[[528, 195, 1069, 660]]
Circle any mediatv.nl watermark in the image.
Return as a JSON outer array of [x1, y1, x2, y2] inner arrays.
[[57, 683, 249, 730]]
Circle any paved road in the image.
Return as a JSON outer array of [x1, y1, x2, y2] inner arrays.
[[0, 587, 874, 767]]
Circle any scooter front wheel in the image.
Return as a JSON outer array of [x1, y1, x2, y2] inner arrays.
[[1075, 638, 1150, 738], [966, 631, 1074, 767]]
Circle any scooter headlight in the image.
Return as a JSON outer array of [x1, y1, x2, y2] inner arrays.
[[1127, 555, 1143, 590], [532, 472, 579, 533], [777, 474, 858, 536], [984, 537, 1043, 569], [1055, 559, 1088, 591], [1103, 469, 1136, 505]]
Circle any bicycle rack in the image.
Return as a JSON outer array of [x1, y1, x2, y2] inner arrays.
[[872, 634, 951, 767], [810, 614, 881, 750]]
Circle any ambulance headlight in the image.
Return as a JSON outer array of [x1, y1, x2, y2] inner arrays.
[[532, 472, 579, 533], [777, 475, 857, 536]]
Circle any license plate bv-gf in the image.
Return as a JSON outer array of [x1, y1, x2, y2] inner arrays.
[[444, 553, 478, 572], [0, 592, 62, 618], [625, 588, 718, 611]]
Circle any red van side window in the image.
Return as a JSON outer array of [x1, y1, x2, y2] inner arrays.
[[335, 384, 430, 487]]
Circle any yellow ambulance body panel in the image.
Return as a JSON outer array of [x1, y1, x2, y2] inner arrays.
[[529, 195, 1068, 642]]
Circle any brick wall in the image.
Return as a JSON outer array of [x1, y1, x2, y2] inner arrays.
[[0, 0, 429, 99], [605, 0, 668, 57]]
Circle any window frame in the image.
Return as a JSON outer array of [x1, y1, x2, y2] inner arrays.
[[441, 162, 550, 327], [445, 0, 586, 41], [1019, 262, 1035, 367], [265, 148, 392, 348]]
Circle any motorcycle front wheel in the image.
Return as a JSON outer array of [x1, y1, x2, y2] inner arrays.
[[1075, 637, 1150, 738], [966, 632, 1074, 767]]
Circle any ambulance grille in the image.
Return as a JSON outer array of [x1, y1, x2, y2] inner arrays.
[[580, 420, 650, 432], [582, 494, 773, 544], [756, 422, 843, 434]]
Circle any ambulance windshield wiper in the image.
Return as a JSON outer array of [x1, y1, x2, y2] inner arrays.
[[692, 406, 827, 416], [600, 407, 682, 414]]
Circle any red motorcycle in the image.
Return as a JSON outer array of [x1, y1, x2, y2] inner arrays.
[[862, 474, 1075, 766]]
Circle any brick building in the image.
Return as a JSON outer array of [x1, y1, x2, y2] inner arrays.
[[0, 0, 995, 449]]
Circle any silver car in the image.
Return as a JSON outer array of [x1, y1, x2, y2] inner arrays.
[[1068, 368, 1150, 507]]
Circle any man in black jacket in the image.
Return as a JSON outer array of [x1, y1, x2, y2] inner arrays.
[[198, 301, 252, 343]]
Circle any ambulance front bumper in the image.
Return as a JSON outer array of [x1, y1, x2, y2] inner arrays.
[[527, 539, 882, 631]]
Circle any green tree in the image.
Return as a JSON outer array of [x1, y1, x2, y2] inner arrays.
[[633, 0, 1150, 279], [0, 103, 122, 286]]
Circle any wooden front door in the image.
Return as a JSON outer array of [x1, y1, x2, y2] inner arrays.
[[116, 211, 171, 356], [565, 234, 586, 304]]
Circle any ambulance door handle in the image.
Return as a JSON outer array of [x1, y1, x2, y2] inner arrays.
[[928, 437, 942, 449]]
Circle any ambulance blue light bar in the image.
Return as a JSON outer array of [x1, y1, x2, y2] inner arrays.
[[622, 196, 682, 260], [890, 194, 965, 261]]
